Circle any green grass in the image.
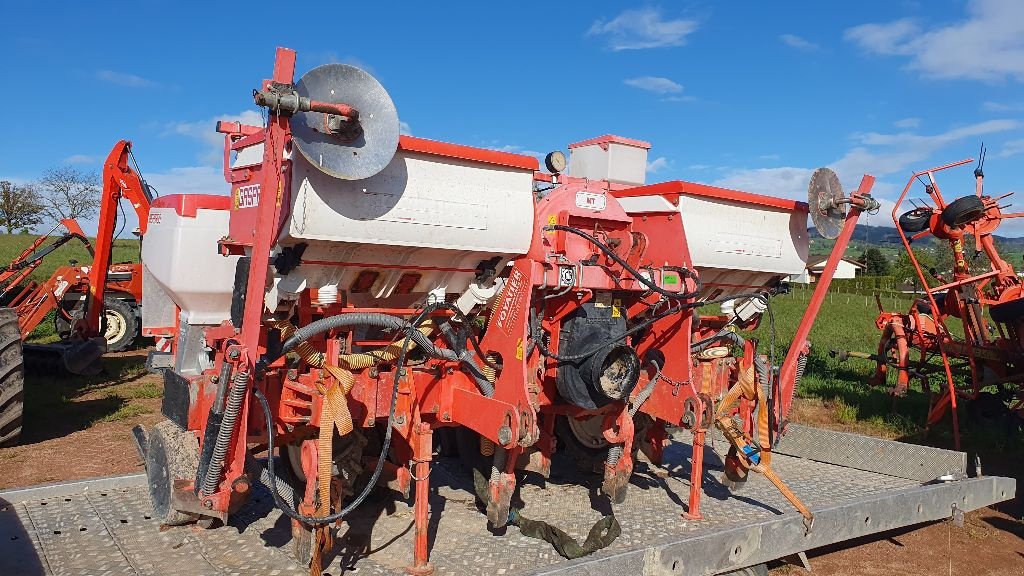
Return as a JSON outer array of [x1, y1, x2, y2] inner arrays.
[[0, 232, 141, 342], [750, 287, 1023, 450], [96, 403, 151, 423], [0, 231, 140, 282]]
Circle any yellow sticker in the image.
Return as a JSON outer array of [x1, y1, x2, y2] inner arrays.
[[612, 298, 622, 318], [546, 214, 557, 234], [515, 338, 524, 360]]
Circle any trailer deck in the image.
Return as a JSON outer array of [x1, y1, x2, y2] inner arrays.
[[0, 425, 1015, 576]]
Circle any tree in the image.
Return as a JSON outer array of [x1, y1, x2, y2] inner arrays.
[[36, 166, 101, 222], [862, 247, 890, 276], [0, 180, 45, 234]]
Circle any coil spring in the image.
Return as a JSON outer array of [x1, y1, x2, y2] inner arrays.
[[201, 370, 251, 496]]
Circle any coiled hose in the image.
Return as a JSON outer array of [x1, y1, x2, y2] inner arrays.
[[200, 370, 251, 496]]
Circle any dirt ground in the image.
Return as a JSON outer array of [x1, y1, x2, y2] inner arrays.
[[0, 352, 1020, 575]]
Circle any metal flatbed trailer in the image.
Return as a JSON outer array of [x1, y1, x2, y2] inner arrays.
[[0, 425, 1015, 576]]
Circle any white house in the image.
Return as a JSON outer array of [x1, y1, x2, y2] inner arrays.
[[790, 256, 865, 284]]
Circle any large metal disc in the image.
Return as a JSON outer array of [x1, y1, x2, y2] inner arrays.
[[292, 64, 400, 180], [808, 167, 846, 239]]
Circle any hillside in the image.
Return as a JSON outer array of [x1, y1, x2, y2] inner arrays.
[[808, 224, 1024, 268]]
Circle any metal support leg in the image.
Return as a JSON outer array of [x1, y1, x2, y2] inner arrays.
[[407, 422, 434, 576], [683, 427, 706, 520]]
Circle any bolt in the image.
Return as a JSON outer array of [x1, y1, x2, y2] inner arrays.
[[232, 477, 250, 494], [228, 349, 240, 360], [497, 425, 513, 445], [442, 412, 451, 421], [395, 415, 407, 426], [368, 367, 379, 378], [203, 500, 214, 510], [210, 375, 219, 384]]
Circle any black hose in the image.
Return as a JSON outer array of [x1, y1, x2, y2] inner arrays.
[[251, 305, 436, 525], [544, 225, 701, 301], [530, 303, 683, 362]]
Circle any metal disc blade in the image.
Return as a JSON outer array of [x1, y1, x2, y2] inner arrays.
[[292, 64, 400, 180], [808, 167, 846, 239]]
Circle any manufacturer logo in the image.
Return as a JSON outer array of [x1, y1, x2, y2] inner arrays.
[[496, 267, 527, 336], [575, 191, 607, 211], [235, 184, 260, 209]]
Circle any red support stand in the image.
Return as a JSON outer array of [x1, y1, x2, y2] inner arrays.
[[683, 427, 706, 521], [407, 422, 434, 575]]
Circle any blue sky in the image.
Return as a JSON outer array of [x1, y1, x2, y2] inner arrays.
[[4, 0, 1024, 234]]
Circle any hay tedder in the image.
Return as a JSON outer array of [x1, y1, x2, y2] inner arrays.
[[834, 158, 1024, 448], [1, 47, 1015, 576], [0, 140, 151, 446]]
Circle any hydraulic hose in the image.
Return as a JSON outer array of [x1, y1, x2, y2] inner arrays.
[[200, 370, 251, 496], [260, 309, 495, 397], [531, 303, 683, 362], [544, 225, 701, 301], [251, 304, 436, 526]]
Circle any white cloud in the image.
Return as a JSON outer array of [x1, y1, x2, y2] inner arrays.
[[831, 119, 1019, 177], [399, 121, 412, 136], [96, 70, 159, 88], [145, 166, 230, 197], [624, 76, 683, 94], [779, 34, 819, 51], [588, 8, 698, 51], [707, 119, 1021, 232], [646, 157, 670, 173], [845, 0, 1024, 82], [63, 154, 98, 164], [983, 101, 1024, 112], [166, 110, 264, 165], [713, 167, 816, 200], [492, 143, 543, 159], [893, 117, 921, 129], [997, 139, 1024, 158]]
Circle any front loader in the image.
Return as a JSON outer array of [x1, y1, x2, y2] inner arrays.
[[0, 140, 153, 446]]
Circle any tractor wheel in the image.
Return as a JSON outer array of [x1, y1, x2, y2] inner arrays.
[[898, 208, 931, 233], [144, 420, 200, 526], [941, 195, 986, 227], [55, 297, 138, 352], [0, 308, 25, 447], [102, 298, 138, 352]]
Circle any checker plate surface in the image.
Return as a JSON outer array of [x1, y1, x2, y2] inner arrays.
[[0, 436, 999, 576]]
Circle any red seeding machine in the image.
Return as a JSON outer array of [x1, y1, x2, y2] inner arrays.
[[132, 46, 885, 572], [2, 47, 1007, 576], [835, 157, 1024, 448]]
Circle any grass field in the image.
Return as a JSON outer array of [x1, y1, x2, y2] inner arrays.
[[0, 231, 142, 342], [0, 231, 141, 282], [753, 286, 1023, 451]]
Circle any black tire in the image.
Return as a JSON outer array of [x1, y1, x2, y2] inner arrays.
[[101, 298, 138, 352], [58, 297, 138, 351], [145, 420, 200, 526], [898, 208, 932, 233], [941, 195, 986, 227], [0, 308, 24, 447]]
